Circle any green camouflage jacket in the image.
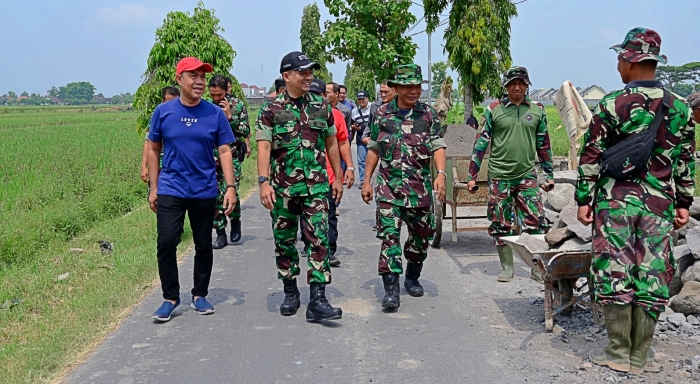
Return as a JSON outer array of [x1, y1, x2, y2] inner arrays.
[[368, 98, 446, 208], [213, 97, 249, 162], [256, 91, 336, 197], [575, 81, 695, 220]]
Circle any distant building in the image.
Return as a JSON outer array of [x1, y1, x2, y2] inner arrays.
[[579, 85, 607, 100], [539, 88, 558, 100]]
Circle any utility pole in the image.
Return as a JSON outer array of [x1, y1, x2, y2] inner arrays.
[[427, 32, 432, 105]]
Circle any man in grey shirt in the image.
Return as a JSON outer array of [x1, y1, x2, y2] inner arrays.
[[327, 82, 352, 140]]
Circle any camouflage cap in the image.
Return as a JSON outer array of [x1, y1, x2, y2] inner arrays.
[[387, 64, 423, 86], [611, 27, 667, 64], [503, 66, 531, 86]]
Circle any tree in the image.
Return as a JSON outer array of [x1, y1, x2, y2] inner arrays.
[[7, 91, 16, 99], [424, 0, 517, 121], [343, 62, 376, 101], [431, 61, 448, 99], [300, 3, 332, 83], [62, 82, 96, 104], [133, 2, 244, 133], [47, 86, 60, 98], [323, 0, 417, 83], [657, 62, 700, 94]]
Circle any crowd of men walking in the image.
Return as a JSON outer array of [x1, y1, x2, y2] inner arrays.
[[141, 26, 698, 375]]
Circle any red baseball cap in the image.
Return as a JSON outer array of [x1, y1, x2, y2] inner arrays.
[[176, 57, 213, 75]]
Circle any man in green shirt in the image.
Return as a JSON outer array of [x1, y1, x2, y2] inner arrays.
[[467, 66, 554, 283]]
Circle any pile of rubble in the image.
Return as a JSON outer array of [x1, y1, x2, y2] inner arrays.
[[534, 169, 700, 316]]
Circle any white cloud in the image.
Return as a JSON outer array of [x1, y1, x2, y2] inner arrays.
[[92, 4, 160, 26]]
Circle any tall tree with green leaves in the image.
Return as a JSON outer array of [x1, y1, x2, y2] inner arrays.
[[430, 61, 448, 99], [424, 0, 517, 121], [343, 62, 376, 101], [300, 3, 332, 83], [323, 0, 417, 82], [133, 2, 244, 133], [657, 61, 700, 94]]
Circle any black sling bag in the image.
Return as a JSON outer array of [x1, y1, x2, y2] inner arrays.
[[599, 90, 670, 179]]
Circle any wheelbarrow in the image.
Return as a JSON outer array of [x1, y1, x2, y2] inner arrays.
[[501, 235, 604, 332], [430, 155, 490, 247]]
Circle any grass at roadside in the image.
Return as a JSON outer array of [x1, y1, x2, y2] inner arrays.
[[0, 106, 260, 383]]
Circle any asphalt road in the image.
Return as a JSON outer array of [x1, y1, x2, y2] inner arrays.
[[68, 149, 564, 384]]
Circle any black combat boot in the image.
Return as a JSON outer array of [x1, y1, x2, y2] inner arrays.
[[229, 219, 242, 243], [279, 279, 300, 316], [306, 283, 342, 322], [212, 229, 227, 249], [381, 273, 400, 308], [328, 254, 341, 267], [404, 262, 424, 297]]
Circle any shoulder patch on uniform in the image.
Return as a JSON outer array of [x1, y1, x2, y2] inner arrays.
[[488, 100, 502, 110]]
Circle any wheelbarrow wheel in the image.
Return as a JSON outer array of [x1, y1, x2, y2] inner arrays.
[[430, 191, 443, 248]]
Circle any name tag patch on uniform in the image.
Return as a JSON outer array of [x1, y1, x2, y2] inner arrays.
[[379, 121, 399, 134], [309, 112, 327, 120], [274, 110, 295, 124], [411, 120, 429, 134]]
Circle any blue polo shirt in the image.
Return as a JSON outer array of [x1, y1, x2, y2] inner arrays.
[[149, 98, 235, 199]]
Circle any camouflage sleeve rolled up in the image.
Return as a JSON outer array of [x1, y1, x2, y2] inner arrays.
[[234, 100, 251, 138], [255, 99, 273, 142], [673, 104, 695, 209], [575, 101, 612, 206], [326, 102, 336, 137], [535, 104, 554, 181], [426, 106, 447, 152], [468, 107, 494, 181]]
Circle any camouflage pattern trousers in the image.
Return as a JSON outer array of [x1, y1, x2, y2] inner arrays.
[[271, 194, 332, 284], [213, 157, 243, 231], [376, 201, 434, 275], [487, 171, 548, 245], [592, 200, 675, 319]]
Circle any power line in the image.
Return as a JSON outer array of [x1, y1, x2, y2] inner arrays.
[[407, 18, 448, 37], [405, 15, 425, 35]]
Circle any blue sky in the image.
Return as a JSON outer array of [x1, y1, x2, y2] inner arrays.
[[1, 0, 697, 96]]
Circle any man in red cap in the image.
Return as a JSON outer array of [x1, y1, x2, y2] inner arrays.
[[147, 57, 237, 322]]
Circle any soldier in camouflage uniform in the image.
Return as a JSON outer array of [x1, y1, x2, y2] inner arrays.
[[209, 75, 251, 249], [467, 66, 554, 284], [576, 28, 695, 374], [361, 64, 447, 309], [256, 51, 344, 322]]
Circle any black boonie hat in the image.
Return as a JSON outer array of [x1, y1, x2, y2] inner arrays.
[[309, 79, 326, 94], [356, 90, 368, 99], [280, 51, 321, 74]]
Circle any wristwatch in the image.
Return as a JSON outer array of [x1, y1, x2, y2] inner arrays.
[[258, 176, 269, 184], [347, 167, 355, 171], [437, 170, 447, 179], [226, 184, 235, 189]]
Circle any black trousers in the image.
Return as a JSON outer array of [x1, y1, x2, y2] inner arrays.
[[157, 195, 216, 301]]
